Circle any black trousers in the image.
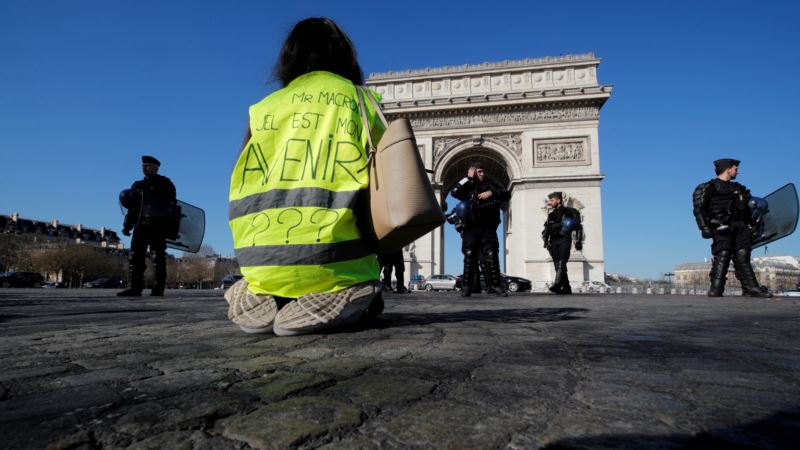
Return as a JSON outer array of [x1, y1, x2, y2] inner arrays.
[[130, 225, 167, 289], [462, 223, 500, 253], [379, 250, 405, 291], [711, 221, 752, 254], [548, 236, 571, 263], [462, 223, 501, 291]]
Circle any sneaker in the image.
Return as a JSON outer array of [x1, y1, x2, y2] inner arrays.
[[117, 288, 142, 297], [273, 281, 381, 336], [225, 279, 278, 334], [150, 287, 165, 297]]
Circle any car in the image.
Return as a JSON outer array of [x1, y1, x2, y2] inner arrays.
[[221, 274, 244, 289], [83, 278, 124, 288], [423, 274, 457, 291], [778, 290, 800, 297], [455, 273, 532, 292], [408, 274, 426, 291], [579, 281, 610, 293], [0, 272, 45, 288], [503, 275, 532, 292]]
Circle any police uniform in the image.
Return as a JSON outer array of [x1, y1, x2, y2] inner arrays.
[[119, 156, 177, 297], [692, 158, 770, 297], [542, 192, 583, 295], [379, 250, 406, 293], [451, 167, 511, 296]]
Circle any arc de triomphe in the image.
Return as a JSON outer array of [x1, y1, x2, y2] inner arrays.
[[366, 53, 612, 284]]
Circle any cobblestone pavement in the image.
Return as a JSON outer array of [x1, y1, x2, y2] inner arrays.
[[1, 288, 799, 449]]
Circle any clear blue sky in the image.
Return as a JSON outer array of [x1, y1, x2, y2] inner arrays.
[[2, 0, 799, 279]]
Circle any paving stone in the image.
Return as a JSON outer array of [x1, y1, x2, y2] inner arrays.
[[127, 430, 242, 450], [2, 289, 800, 448], [111, 390, 252, 436], [230, 370, 332, 402], [0, 384, 121, 422], [379, 399, 525, 448], [304, 356, 377, 377], [223, 355, 304, 373], [52, 367, 154, 387], [285, 346, 335, 360], [323, 373, 436, 408], [220, 396, 362, 449], [147, 356, 230, 374], [130, 369, 224, 395]]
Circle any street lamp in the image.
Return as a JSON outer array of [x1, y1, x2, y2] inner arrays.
[[663, 272, 674, 290]]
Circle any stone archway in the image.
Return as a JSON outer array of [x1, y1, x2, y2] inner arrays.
[[367, 53, 612, 285]]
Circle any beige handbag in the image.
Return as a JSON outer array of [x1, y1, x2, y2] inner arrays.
[[355, 86, 445, 253]]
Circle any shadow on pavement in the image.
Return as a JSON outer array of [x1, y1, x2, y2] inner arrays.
[[543, 405, 800, 450], [372, 307, 588, 328]]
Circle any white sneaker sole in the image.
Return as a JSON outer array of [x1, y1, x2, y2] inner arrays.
[[273, 282, 379, 336], [226, 279, 277, 333]]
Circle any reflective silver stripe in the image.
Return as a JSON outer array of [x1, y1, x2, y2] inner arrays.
[[235, 239, 373, 267], [229, 188, 360, 221]]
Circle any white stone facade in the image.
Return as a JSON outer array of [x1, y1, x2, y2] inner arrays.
[[366, 53, 612, 284]]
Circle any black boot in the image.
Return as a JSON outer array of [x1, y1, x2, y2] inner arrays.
[[708, 250, 732, 297], [151, 253, 166, 296], [733, 248, 772, 298], [484, 249, 507, 297], [549, 261, 561, 294], [118, 259, 144, 297], [461, 249, 477, 297], [550, 260, 570, 294]]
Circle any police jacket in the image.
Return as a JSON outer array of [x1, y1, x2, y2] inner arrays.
[[451, 176, 510, 226], [124, 174, 177, 230], [542, 205, 584, 245], [692, 178, 752, 233]]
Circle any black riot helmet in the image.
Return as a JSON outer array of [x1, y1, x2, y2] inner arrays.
[[119, 189, 140, 209]]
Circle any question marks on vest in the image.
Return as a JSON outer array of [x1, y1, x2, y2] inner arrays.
[[250, 212, 271, 246], [310, 209, 340, 242], [277, 208, 303, 244]]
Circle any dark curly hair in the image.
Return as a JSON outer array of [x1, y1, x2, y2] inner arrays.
[[274, 18, 364, 87]]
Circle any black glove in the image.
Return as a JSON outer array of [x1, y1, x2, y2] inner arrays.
[[575, 242, 583, 251], [122, 227, 132, 237], [701, 227, 712, 239]]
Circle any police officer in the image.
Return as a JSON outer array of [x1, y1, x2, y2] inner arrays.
[[451, 163, 511, 297], [542, 192, 583, 295], [692, 158, 771, 298], [118, 156, 178, 297]]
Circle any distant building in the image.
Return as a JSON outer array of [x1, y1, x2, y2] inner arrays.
[[1, 212, 123, 250], [173, 255, 240, 289], [674, 256, 800, 291]]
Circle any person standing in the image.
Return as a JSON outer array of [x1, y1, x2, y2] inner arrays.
[[379, 250, 408, 293], [692, 158, 771, 298], [118, 155, 177, 297], [542, 192, 583, 295], [451, 163, 511, 297]]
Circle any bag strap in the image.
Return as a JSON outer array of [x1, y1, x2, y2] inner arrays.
[[355, 86, 380, 173], [362, 88, 389, 127]]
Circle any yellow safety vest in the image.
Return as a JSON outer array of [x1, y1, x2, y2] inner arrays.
[[229, 71, 385, 298]]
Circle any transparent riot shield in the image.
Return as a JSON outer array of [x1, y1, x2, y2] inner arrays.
[[166, 200, 206, 253], [753, 183, 798, 249]]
